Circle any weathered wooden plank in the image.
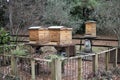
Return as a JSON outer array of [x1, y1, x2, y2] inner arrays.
[[34, 58, 51, 62], [72, 37, 118, 41], [76, 44, 117, 47]]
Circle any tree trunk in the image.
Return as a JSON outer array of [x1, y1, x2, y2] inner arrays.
[[113, 29, 120, 47], [9, 0, 13, 34]]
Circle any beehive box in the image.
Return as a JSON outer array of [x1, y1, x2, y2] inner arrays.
[[28, 26, 49, 44], [48, 26, 72, 45], [85, 21, 96, 37]]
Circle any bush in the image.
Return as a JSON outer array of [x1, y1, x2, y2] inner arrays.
[[0, 28, 10, 44], [11, 45, 28, 56]]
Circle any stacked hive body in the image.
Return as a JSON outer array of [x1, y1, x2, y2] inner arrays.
[[28, 26, 72, 45], [28, 26, 49, 44], [48, 26, 72, 45], [85, 21, 96, 37]]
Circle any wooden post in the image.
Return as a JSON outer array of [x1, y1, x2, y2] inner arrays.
[[105, 52, 109, 71], [92, 53, 98, 73], [11, 55, 18, 76], [51, 59, 56, 80], [3, 45, 6, 65], [80, 39, 82, 51], [31, 59, 35, 80], [55, 58, 62, 80], [51, 58, 62, 80], [113, 48, 118, 67], [30, 45, 33, 54], [65, 47, 69, 57], [78, 57, 82, 80]]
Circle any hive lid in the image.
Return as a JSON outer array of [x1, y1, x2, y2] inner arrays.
[[48, 26, 64, 29], [85, 21, 96, 24], [29, 26, 41, 29], [48, 26, 72, 30]]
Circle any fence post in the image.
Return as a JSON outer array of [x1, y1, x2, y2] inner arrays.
[[78, 57, 82, 80], [11, 55, 18, 76], [3, 45, 6, 65], [31, 59, 35, 80], [79, 39, 82, 51], [51, 59, 56, 80], [51, 58, 62, 80], [92, 53, 98, 73], [113, 48, 118, 67], [55, 58, 62, 80], [105, 52, 109, 71]]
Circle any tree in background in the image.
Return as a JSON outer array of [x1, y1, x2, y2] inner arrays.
[[2, 0, 98, 34], [0, 0, 8, 27], [43, 0, 98, 34], [91, 0, 120, 46], [42, 0, 83, 33], [70, 0, 98, 21], [0, 6, 5, 27], [70, 0, 98, 33]]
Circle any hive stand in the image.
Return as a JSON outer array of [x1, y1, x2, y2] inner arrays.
[[25, 43, 75, 57]]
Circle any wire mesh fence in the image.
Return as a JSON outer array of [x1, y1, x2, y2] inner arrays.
[[62, 58, 78, 80], [0, 55, 13, 80], [98, 53, 106, 70], [61, 56, 93, 80], [34, 59, 51, 80], [0, 55, 52, 80], [0, 45, 118, 80], [16, 58, 51, 80], [82, 56, 93, 80]]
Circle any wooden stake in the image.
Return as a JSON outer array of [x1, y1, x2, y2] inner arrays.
[[93, 53, 98, 73], [105, 52, 109, 71], [11, 55, 18, 76], [31, 59, 35, 80], [51, 58, 62, 80], [55, 59, 62, 80], [51, 59, 56, 80], [114, 48, 118, 67]]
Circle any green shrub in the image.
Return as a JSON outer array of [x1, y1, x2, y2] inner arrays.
[[11, 45, 28, 56], [0, 28, 10, 44]]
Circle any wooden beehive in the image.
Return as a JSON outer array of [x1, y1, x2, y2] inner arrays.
[[48, 26, 72, 45], [85, 21, 96, 37], [28, 26, 49, 44]]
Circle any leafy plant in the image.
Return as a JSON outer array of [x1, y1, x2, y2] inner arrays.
[[0, 28, 10, 44], [0, 45, 16, 54], [11, 45, 28, 56]]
